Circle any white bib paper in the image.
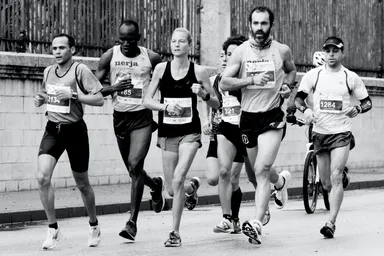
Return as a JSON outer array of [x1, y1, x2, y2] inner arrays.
[[163, 97, 192, 124], [245, 60, 276, 89], [46, 84, 71, 113]]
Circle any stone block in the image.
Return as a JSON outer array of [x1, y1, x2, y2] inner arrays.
[[0, 96, 23, 113], [5, 180, 18, 192], [18, 180, 31, 191]]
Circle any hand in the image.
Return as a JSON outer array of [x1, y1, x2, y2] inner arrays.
[[345, 106, 360, 118], [114, 78, 133, 92], [202, 122, 212, 135], [252, 71, 270, 86], [34, 92, 46, 107], [279, 84, 291, 99], [56, 88, 72, 101], [304, 108, 317, 124], [166, 103, 182, 115], [191, 82, 207, 99]]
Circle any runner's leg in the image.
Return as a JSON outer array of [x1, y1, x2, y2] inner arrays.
[[254, 129, 283, 222]]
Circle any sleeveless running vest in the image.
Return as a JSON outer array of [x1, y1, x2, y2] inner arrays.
[[44, 62, 85, 123], [238, 40, 285, 113], [158, 61, 201, 137], [109, 45, 152, 112]]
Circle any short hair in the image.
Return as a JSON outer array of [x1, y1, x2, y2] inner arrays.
[[222, 35, 247, 54], [53, 33, 75, 48], [172, 27, 192, 44], [248, 6, 274, 25], [120, 20, 139, 34]]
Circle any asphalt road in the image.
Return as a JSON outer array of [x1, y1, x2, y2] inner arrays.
[[1, 188, 383, 256]]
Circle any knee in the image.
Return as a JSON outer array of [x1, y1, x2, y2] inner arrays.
[[36, 171, 51, 188], [128, 159, 144, 177], [219, 167, 231, 180], [76, 181, 91, 194], [166, 187, 174, 197], [330, 168, 343, 185], [207, 176, 218, 186], [255, 164, 272, 179]]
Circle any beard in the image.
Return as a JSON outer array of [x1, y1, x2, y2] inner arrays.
[[250, 28, 271, 44]]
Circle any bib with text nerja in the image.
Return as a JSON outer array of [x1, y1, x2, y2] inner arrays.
[[116, 74, 143, 105]]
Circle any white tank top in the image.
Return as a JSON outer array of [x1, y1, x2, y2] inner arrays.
[[109, 46, 152, 112], [238, 40, 285, 113]]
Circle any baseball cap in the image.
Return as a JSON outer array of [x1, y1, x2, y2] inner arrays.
[[322, 37, 344, 49]]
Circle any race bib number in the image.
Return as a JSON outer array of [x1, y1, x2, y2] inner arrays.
[[117, 77, 143, 105], [319, 94, 343, 113], [46, 84, 70, 113], [222, 96, 241, 125], [245, 60, 276, 89], [163, 97, 192, 124]]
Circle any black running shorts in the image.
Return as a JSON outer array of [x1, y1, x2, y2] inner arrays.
[[239, 108, 286, 148], [113, 109, 157, 140], [312, 131, 355, 155], [38, 119, 89, 173]]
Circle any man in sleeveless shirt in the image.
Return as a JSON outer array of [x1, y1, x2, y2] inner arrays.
[[34, 34, 104, 249], [95, 20, 165, 241], [221, 6, 297, 244], [203, 35, 270, 235], [295, 36, 372, 238]]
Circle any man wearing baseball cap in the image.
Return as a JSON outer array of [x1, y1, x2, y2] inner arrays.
[[294, 36, 372, 238]]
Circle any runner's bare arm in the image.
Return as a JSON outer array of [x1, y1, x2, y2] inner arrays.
[[95, 49, 115, 97], [279, 44, 297, 89], [220, 47, 249, 91], [77, 91, 104, 107], [143, 63, 167, 111], [220, 47, 271, 91], [195, 65, 220, 109]]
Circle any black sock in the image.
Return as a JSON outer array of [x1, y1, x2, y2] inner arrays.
[[48, 222, 58, 230], [223, 214, 232, 221], [89, 219, 98, 227], [231, 187, 242, 219]]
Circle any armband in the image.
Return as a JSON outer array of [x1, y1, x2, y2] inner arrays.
[[202, 92, 211, 101]]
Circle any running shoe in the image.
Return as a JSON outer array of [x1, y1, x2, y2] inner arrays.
[[164, 231, 182, 247], [320, 221, 336, 238], [262, 206, 271, 226], [342, 166, 350, 189], [42, 226, 62, 250], [273, 170, 292, 209], [119, 220, 137, 241], [185, 177, 200, 210], [231, 218, 242, 234], [242, 219, 262, 244], [88, 225, 101, 247], [213, 218, 233, 233], [151, 176, 165, 213]]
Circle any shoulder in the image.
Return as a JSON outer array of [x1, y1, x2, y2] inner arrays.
[[75, 62, 91, 72], [98, 48, 114, 64], [145, 48, 162, 66], [302, 66, 323, 81], [193, 63, 209, 76], [153, 62, 167, 74], [276, 41, 292, 59], [342, 66, 359, 79]]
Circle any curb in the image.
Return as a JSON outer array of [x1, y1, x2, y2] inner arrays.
[[1, 180, 383, 225]]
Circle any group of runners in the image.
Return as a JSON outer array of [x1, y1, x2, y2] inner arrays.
[[33, 5, 371, 250]]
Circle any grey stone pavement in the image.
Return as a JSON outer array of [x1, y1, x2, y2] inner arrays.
[[1, 168, 384, 225]]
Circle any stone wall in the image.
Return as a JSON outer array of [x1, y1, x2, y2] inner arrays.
[[1, 51, 384, 192]]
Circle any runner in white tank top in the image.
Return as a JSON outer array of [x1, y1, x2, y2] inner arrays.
[[95, 20, 166, 241], [220, 6, 297, 245]]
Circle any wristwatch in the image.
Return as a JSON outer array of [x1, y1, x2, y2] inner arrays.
[[71, 90, 78, 100], [202, 92, 211, 101]]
